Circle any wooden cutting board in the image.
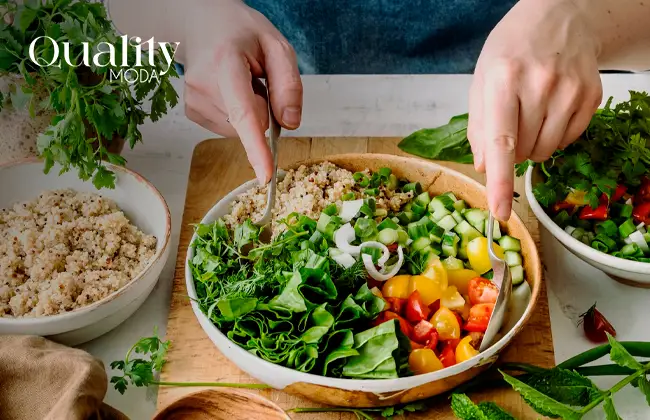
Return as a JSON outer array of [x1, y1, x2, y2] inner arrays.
[[157, 137, 555, 419]]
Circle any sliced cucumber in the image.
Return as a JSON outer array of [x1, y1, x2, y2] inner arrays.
[[454, 220, 483, 244], [378, 228, 398, 246], [441, 192, 459, 202], [429, 195, 456, 214], [396, 229, 409, 245], [437, 214, 458, 232], [415, 192, 431, 208], [411, 237, 432, 252], [484, 217, 502, 240], [510, 265, 525, 286], [504, 250, 523, 267], [442, 256, 465, 271], [499, 235, 522, 252], [463, 208, 486, 233], [453, 199, 467, 212], [431, 209, 452, 223], [377, 218, 399, 231], [429, 223, 445, 244], [441, 232, 460, 258], [451, 210, 465, 224]]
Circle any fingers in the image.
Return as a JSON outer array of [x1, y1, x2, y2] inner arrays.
[[467, 72, 485, 173], [515, 72, 549, 163], [260, 35, 303, 129], [483, 68, 519, 221], [560, 77, 602, 148], [217, 53, 274, 184]]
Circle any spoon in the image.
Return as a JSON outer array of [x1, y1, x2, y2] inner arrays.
[[479, 212, 513, 352]]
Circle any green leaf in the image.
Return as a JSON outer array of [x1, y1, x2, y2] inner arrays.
[[608, 334, 643, 370], [515, 160, 535, 177], [450, 394, 489, 420], [92, 166, 116, 189], [501, 371, 582, 420], [13, 6, 38, 33], [603, 397, 621, 420], [217, 298, 258, 321], [523, 368, 602, 407], [637, 375, 650, 406], [476, 402, 516, 419], [398, 114, 474, 164]]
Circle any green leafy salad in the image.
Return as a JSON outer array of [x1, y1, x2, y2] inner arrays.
[[187, 166, 529, 380]]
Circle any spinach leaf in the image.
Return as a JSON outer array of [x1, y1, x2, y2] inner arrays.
[[269, 271, 308, 313], [398, 113, 474, 164], [342, 320, 405, 379], [217, 298, 258, 321]]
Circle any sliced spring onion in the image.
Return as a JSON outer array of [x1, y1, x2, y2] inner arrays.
[[329, 248, 356, 269], [386, 174, 399, 190], [595, 220, 618, 238], [621, 243, 644, 258], [620, 204, 634, 219], [564, 225, 577, 236], [323, 204, 338, 216], [354, 218, 377, 239], [403, 182, 422, 195], [377, 218, 399, 231], [339, 199, 364, 223], [341, 192, 356, 201], [377, 167, 392, 180], [362, 245, 405, 281], [364, 188, 379, 196], [629, 230, 650, 253], [594, 233, 617, 251], [353, 172, 370, 187], [619, 219, 636, 239], [334, 223, 361, 257]]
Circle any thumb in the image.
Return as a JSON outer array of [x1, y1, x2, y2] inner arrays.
[[260, 35, 303, 129]]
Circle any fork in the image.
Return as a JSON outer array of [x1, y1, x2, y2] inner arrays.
[[479, 212, 513, 352], [254, 81, 281, 242]]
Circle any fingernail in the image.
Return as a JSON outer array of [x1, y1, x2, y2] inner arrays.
[[474, 153, 483, 171], [253, 164, 268, 185], [495, 202, 510, 222], [282, 107, 301, 128]]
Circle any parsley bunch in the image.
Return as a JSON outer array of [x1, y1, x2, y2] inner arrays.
[[521, 91, 650, 209], [0, 0, 179, 189]]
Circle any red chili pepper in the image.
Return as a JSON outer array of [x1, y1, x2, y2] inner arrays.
[[633, 202, 650, 225], [387, 243, 399, 253], [445, 338, 461, 351], [635, 177, 650, 204], [579, 303, 616, 344], [375, 311, 413, 338], [610, 185, 628, 203], [579, 204, 608, 220], [552, 201, 576, 213]]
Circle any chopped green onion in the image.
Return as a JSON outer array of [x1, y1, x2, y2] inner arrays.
[[621, 243, 644, 258], [354, 218, 377, 239], [378, 228, 399, 245], [570, 227, 586, 240], [591, 241, 609, 252], [553, 210, 571, 227], [378, 218, 399, 231], [595, 220, 618, 238], [323, 204, 338, 216], [308, 230, 323, 244], [403, 182, 422, 195], [374, 208, 388, 218], [386, 174, 399, 190], [620, 204, 634, 219], [594, 233, 618, 251], [353, 172, 370, 187], [364, 188, 379, 196], [378, 167, 392, 180], [341, 192, 355, 201], [619, 218, 636, 239]]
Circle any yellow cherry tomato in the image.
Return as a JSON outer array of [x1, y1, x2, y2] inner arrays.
[[408, 349, 444, 375], [455, 336, 480, 363], [446, 268, 480, 295], [408, 275, 444, 306], [382, 275, 411, 299], [440, 286, 466, 311], [421, 258, 448, 288], [430, 306, 461, 340], [467, 237, 505, 275]]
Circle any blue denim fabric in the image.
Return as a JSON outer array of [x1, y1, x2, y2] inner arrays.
[[245, 0, 516, 74]]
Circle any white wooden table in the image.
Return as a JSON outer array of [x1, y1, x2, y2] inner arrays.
[[79, 74, 650, 420]]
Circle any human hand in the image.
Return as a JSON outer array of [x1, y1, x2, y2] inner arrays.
[[468, 0, 603, 221], [182, 0, 302, 184]]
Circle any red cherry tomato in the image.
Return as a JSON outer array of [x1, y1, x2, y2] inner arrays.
[[579, 303, 616, 344], [425, 329, 439, 350], [439, 344, 456, 368], [468, 278, 499, 305], [405, 291, 430, 323], [464, 303, 494, 333], [428, 299, 441, 314], [634, 177, 650, 204], [445, 338, 461, 351], [384, 297, 407, 316], [633, 202, 650, 225], [410, 340, 425, 350], [412, 320, 436, 344]]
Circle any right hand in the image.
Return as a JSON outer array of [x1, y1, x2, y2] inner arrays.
[[182, 0, 302, 184]]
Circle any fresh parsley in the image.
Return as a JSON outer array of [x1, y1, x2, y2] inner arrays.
[[0, 0, 179, 189]]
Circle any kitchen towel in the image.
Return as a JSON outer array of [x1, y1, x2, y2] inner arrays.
[[0, 335, 128, 420]]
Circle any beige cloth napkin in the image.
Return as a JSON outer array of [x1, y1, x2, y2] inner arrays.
[[0, 335, 129, 420]]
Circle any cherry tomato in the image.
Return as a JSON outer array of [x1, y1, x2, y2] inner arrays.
[[633, 202, 650, 225], [385, 297, 407, 316], [409, 349, 444, 375], [382, 275, 411, 299], [441, 286, 466, 311], [421, 258, 449, 288], [438, 344, 456, 368], [410, 340, 425, 350], [634, 177, 650, 204], [464, 303, 494, 333], [412, 320, 436, 344], [430, 306, 461, 340], [375, 312, 413, 338], [447, 268, 480, 295], [468, 277, 499, 305], [425, 329, 439, 350], [445, 338, 461, 351], [455, 336, 480, 363], [428, 299, 441, 314], [579, 303, 616, 344], [405, 291, 430, 323], [579, 204, 608, 220], [467, 237, 505, 274]]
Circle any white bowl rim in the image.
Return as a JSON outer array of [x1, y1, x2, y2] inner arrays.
[[185, 157, 541, 391], [0, 158, 172, 325], [525, 166, 650, 274]]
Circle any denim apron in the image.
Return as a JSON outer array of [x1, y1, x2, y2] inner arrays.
[[245, 0, 517, 74]]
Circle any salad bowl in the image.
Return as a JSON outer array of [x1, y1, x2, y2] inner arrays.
[[526, 166, 650, 287], [186, 154, 542, 407]]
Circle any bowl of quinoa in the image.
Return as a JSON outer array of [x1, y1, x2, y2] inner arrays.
[[0, 159, 171, 345]]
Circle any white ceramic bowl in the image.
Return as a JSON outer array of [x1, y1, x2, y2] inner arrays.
[[186, 154, 542, 407], [0, 159, 171, 346], [526, 166, 650, 287]]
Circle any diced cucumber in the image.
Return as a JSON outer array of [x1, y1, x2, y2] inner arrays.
[[437, 214, 458, 232], [458, 246, 468, 260], [397, 211, 414, 225], [498, 235, 521, 252], [418, 215, 435, 232], [429, 223, 445, 244], [463, 208, 486, 233], [421, 244, 442, 256], [485, 218, 502, 240], [411, 202, 427, 217], [441, 232, 460, 258], [425, 252, 441, 266], [397, 229, 409, 245], [407, 221, 429, 240], [451, 210, 464, 224], [411, 237, 432, 252], [453, 200, 467, 212], [428, 195, 456, 214], [504, 250, 523, 267], [441, 192, 458, 202], [415, 192, 431, 208], [378, 218, 399, 231], [454, 220, 483, 244], [510, 265, 525, 286], [442, 256, 465, 271], [430, 209, 452, 223], [378, 228, 399, 246], [644, 232, 650, 244]]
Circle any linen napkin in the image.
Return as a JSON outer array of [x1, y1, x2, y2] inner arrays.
[[0, 335, 128, 420]]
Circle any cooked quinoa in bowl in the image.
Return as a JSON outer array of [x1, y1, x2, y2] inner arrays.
[[0, 189, 157, 317], [223, 161, 414, 237]]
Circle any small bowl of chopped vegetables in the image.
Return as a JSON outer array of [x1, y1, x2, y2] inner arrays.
[[525, 91, 650, 287], [186, 154, 541, 407]]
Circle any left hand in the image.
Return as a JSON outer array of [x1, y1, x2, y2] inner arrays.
[[468, 0, 603, 221]]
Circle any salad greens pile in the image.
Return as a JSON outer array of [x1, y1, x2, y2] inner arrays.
[[113, 331, 650, 419]]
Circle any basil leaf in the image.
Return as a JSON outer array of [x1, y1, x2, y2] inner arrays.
[[608, 334, 643, 371], [398, 113, 474, 164]]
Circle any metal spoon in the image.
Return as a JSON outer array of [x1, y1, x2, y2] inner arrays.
[[254, 81, 281, 242], [479, 212, 513, 352]]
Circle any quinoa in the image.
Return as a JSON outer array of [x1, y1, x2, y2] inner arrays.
[[0, 189, 157, 317], [223, 162, 413, 236]]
